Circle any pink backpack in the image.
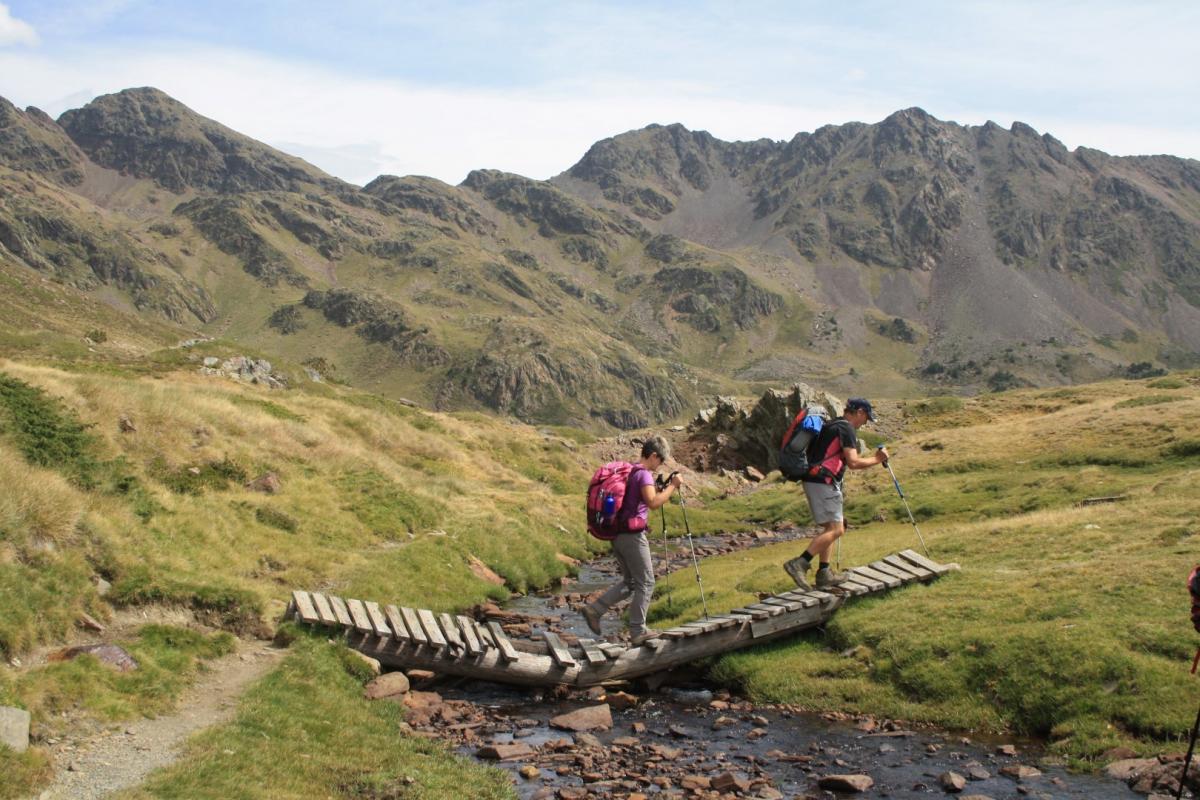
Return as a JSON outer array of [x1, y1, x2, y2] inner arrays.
[[586, 461, 649, 541]]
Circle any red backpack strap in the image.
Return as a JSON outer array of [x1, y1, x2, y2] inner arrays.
[[780, 408, 807, 449]]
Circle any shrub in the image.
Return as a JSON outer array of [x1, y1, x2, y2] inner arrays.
[[1125, 362, 1167, 379], [987, 370, 1020, 392]]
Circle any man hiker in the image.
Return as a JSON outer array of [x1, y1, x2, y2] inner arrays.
[[582, 436, 682, 645], [784, 398, 889, 590]]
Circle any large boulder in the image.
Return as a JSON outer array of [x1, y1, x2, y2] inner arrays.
[[688, 384, 841, 473], [0, 706, 30, 753]]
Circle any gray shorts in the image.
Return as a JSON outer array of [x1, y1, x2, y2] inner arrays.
[[803, 480, 844, 524]]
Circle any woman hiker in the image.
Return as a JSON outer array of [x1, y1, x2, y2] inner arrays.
[[784, 398, 889, 590], [581, 436, 682, 645]]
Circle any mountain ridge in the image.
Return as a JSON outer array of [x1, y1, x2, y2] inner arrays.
[[1, 87, 1197, 429]]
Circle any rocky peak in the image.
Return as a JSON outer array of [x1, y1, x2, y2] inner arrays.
[[363, 174, 494, 235], [0, 95, 87, 185], [57, 87, 343, 194]]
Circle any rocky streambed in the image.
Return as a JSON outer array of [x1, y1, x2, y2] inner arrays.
[[381, 529, 1163, 798]]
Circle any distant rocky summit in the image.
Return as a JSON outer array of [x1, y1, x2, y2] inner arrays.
[[1, 86, 1198, 428]]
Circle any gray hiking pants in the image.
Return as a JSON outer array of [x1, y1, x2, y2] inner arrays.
[[591, 530, 655, 635]]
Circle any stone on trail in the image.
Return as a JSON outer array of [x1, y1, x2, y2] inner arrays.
[[49, 643, 138, 672], [549, 704, 612, 732], [575, 732, 603, 748], [606, 690, 638, 710], [710, 771, 749, 792], [0, 706, 31, 753], [939, 770, 967, 792], [348, 650, 381, 676], [468, 555, 505, 586], [475, 742, 535, 760], [818, 774, 875, 793], [364, 671, 410, 700], [246, 471, 282, 494], [1105, 757, 1158, 782]]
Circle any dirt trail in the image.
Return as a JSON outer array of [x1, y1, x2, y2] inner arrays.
[[34, 641, 285, 800]]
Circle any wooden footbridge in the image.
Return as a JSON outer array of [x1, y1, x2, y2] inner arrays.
[[287, 550, 956, 688]]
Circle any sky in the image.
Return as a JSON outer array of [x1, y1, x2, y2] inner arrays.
[[1, 1, 1197, 186]]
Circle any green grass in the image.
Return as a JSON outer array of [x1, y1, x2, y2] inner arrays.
[[114, 634, 514, 800], [1, 625, 234, 742], [649, 381, 1200, 765], [1113, 394, 1183, 409]]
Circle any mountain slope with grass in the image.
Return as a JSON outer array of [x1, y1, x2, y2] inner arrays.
[[4, 89, 1200, 431], [0, 350, 596, 798]]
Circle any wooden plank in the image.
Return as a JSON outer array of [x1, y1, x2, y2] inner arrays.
[[761, 597, 806, 612], [679, 622, 714, 636], [438, 613, 466, 652], [883, 554, 932, 579], [898, 549, 952, 576], [577, 639, 607, 665], [597, 643, 626, 659], [291, 591, 320, 624], [662, 627, 693, 640], [456, 615, 482, 655], [843, 571, 885, 592], [417, 609, 448, 649], [400, 607, 428, 645], [472, 619, 495, 648], [835, 577, 873, 595], [699, 615, 741, 629], [729, 606, 771, 620], [364, 601, 392, 638], [346, 599, 374, 633], [487, 621, 520, 663], [309, 592, 338, 625], [326, 596, 353, 628], [776, 591, 820, 607], [747, 602, 787, 617], [542, 631, 577, 668], [852, 565, 901, 588], [805, 590, 839, 605], [384, 605, 411, 642], [870, 560, 918, 582]]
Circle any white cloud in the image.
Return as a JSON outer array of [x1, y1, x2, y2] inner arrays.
[[0, 3, 38, 46]]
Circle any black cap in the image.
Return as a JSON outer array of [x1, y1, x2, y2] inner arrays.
[[847, 398, 876, 422]]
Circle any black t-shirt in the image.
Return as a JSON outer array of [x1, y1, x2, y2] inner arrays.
[[806, 418, 857, 482]]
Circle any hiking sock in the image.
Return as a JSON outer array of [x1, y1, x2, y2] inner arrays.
[[819, 562, 831, 571]]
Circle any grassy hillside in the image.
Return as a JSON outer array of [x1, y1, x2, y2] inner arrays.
[[0, 355, 593, 797], [653, 374, 1200, 765]]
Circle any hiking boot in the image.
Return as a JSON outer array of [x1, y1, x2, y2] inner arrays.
[[581, 605, 603, 636], [783, 557, 812, 590], [631, 629, 662, 646], [815, 567, 849, 588]]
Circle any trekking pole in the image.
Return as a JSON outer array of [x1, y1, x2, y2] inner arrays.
[[660, 505, 673, 613], [878, 446, 930, 558], [1175, 698, 1200, 799], [675, 486, 710, 619], [1175, 649, 1200, 800]]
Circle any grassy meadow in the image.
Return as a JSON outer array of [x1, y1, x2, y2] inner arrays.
[[652, 375, 1200, 766], [0, 356, 593, 798], [4, 348, 1200, 797]]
